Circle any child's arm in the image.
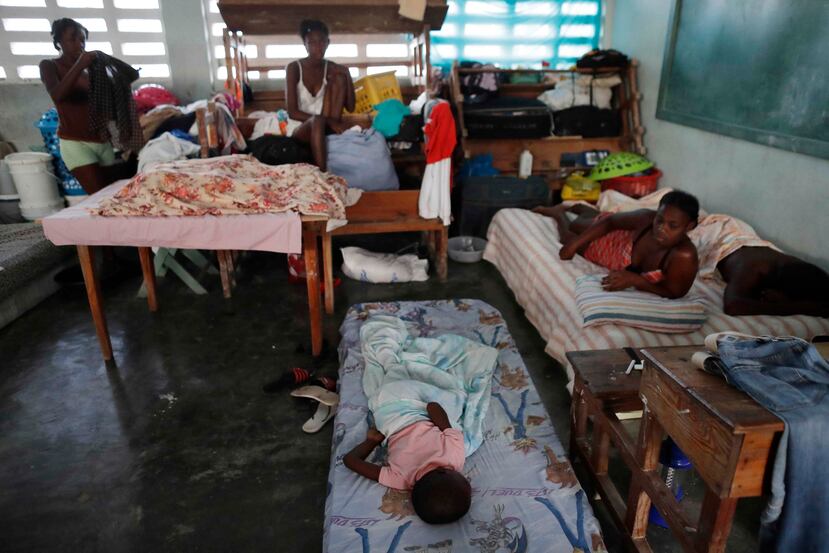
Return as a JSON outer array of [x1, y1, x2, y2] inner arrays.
[[343, 428, 384, 482], [427, 402, 452, 431]]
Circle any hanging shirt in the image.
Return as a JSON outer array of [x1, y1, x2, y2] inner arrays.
[[87, 52, 143, 152], [296, 60, 328, 116]]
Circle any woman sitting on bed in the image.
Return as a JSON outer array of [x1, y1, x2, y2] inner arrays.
[[343, 401, 471, 524], [286, 19, 356, 171], [534, 190, 700, 299]]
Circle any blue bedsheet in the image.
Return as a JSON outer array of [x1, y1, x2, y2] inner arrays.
[[324, 300, 606, 553], [361, 314, 498, 456]]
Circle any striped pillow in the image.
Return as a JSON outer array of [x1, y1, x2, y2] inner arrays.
[[575, 274, 708, 333]]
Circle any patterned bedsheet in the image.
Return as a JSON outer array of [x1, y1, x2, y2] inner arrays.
[[325, 300, 606, 553], [484, 208, 829, 384], [95, 155, 347, 218]]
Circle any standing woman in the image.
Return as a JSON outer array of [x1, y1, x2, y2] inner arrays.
[[286, 19, 356, 171], [39, 18, 134, 194]]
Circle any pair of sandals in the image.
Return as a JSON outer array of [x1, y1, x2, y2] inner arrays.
[[291, 385, 339, 433]]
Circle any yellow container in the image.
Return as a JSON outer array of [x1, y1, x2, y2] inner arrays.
[[561, 172, 601, 202], [350, 71, 403, 114]]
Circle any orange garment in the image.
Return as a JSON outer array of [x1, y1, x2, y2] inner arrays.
[[582, 213, 667, 283], [583, 213, 633, 271], [377, 420, 465, 491]]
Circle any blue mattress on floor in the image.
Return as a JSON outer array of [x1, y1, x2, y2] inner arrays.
[[324, 299, 607, 553]]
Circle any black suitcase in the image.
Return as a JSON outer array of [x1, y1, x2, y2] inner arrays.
[[459, 175, 550, 238], [463, 97, 553, 138]]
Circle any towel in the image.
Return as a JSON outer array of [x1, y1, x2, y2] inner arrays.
[[360, 315, 498, 456]]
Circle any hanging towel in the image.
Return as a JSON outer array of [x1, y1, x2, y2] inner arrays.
[[88, 52, 144, 153], [360, 315, 498, 456], [419, 100, 455, 225]]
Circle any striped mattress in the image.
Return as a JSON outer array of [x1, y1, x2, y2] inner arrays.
[[484, 208, 829, 384]]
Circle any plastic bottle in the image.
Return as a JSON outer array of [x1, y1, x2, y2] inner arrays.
[[519, 149, 533, 178]]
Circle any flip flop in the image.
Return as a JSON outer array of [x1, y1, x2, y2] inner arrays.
[[290, 385, 339, 406], [302, 401, 337, 434]]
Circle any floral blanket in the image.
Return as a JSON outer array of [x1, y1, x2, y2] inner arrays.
[[94, 155, 347, 218], [325, 300, 605, 553]]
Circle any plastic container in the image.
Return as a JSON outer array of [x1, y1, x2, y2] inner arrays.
[[448, 236, 488, 263], [350, 71, 403, 114], [601, 168, 662, 198], [519, 149, 533, 178], [5, 152, 65, 220]]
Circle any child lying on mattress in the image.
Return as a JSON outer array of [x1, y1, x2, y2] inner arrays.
[[534, 190, 700, 299], [343, 400, 471, 525]]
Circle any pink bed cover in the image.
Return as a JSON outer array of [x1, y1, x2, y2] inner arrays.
[[42, 180, 303, 253]]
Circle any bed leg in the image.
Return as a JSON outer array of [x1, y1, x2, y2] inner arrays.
[[435, 227, 448, 282], [77, 245, 113, 362], [304, 224, 323, 356], [322, 231, 334, 315], [138, 247, 158, 312]]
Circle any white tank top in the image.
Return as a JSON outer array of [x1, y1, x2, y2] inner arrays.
[[296, 60, 328, 116]]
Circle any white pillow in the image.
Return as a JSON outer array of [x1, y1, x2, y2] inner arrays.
[[575, 274, 707, 333]]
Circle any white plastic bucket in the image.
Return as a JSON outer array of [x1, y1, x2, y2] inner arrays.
[[5, 152, 64, 220]]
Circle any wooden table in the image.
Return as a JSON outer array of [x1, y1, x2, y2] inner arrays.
[[79, 217, 328, 363], [567, 346, 784, 553]]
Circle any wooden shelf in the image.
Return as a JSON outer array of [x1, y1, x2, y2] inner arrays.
[[449, 60, 646, 173], [218, 0, 448, 35]]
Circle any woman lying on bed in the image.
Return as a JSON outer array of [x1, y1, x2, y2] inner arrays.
[[534, 190, 700, 299]]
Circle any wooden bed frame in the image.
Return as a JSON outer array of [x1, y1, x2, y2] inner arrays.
[[194, 102, 448, 356]]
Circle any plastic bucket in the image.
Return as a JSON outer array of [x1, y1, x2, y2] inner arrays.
[[5, 152, 64, 220]]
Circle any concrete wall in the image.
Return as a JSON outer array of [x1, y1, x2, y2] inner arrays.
[[0, 0, 213, 151], [612, 0, 829, 269]]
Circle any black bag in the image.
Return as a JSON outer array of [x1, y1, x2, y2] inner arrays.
[[553, 105, 621, 138], [576, 49, 629, 69], [459, 176, 550, 238], [387, 114, 424, 143], [248, 135, 312, 166], [463, 97, 553, 139]]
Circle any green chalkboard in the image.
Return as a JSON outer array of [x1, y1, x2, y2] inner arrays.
[[656, 0, 829, 160]]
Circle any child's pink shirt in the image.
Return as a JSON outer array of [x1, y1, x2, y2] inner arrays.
[[378, 420, 465, 491]]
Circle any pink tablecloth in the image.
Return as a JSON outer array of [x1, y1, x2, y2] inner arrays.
[[42, 180, 303, 253]]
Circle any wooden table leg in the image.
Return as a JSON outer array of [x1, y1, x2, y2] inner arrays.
[[695, 490, 738, 553], [322, 231, 334, 315], [137, 247, 158, 312], [303, 225, 323, 357], [217, 250, 232, 299], [625, 404, 664, 539], [570, 377, 589, 457], [77, 245, 113, 362], [435, 227, 448, 282]]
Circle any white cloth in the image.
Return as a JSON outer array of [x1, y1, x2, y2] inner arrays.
[[538, 74, 621, 111], [249, 111, 302, 140], [341, 246, 428, 283], [418, 158, 451, 226], [137, 132, 200, 173]]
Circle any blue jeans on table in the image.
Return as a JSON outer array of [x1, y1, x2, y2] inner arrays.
[[717, 336, 829, 553]]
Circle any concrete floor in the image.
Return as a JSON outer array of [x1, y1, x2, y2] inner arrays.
[[0, 236, 763, 552]]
